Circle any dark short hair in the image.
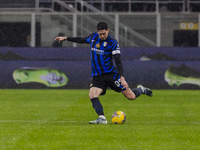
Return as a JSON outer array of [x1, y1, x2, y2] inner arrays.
[[97, 22, 108, 30]]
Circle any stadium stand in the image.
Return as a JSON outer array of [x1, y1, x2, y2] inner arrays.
[[0, 0, 35, 8], [0, 0, 200, 13]]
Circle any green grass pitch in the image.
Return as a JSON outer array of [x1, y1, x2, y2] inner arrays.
[[0, 89, 199, 150]]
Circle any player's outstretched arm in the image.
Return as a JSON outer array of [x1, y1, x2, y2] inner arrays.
[[54, 36, 67, 42], [55, 36, 89, 44]]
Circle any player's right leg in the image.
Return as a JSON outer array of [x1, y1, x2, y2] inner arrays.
[[89, 87, 107, 124], [89, 75, 108, 124]]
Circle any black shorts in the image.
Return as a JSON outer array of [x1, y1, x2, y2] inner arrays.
[[90, 72, 126, 95]]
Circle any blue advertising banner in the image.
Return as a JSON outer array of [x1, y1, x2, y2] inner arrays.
[[0, 47, 200, 89]]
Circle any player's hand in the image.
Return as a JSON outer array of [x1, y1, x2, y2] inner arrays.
[[120, 76, 129, 89], [54, 36, 67, 42]]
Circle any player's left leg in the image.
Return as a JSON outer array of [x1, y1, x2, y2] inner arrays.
[[137, 84, 153, 97], [108, 72, 152, 100], [121, 88, 137, 100], [122, 85, 153, 100]]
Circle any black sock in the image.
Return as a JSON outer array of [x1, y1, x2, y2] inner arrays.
[[132, 88, 143, 98], [91, 97, 104, 116]]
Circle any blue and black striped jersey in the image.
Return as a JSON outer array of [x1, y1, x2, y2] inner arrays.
[[67, 32, 122, 77]]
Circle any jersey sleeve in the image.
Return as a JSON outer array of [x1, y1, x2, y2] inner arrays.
[[111, 42, 121, 55], [67, 33, 94, 44], [114, 54, 123, 76], [112, 41, 124, 76]]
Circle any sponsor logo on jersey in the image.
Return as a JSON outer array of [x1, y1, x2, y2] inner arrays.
[[91, 48, 104, 55]]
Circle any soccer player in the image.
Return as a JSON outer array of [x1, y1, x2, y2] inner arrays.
[[55, 22, 153, 124]]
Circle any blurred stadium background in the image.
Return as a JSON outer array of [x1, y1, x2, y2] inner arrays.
[[1, 0, 200, 47], [0, 0, 200, 89]]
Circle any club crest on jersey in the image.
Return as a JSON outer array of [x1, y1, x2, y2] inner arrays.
[[103, 42, 107, 47], [96, 43, 100, 48]]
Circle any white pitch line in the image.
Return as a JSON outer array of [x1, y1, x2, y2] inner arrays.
[[0, 120, 87, 123], [0, 120, 199, 124]]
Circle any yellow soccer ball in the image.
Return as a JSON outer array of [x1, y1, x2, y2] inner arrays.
[[111, 111, 126, 124]]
